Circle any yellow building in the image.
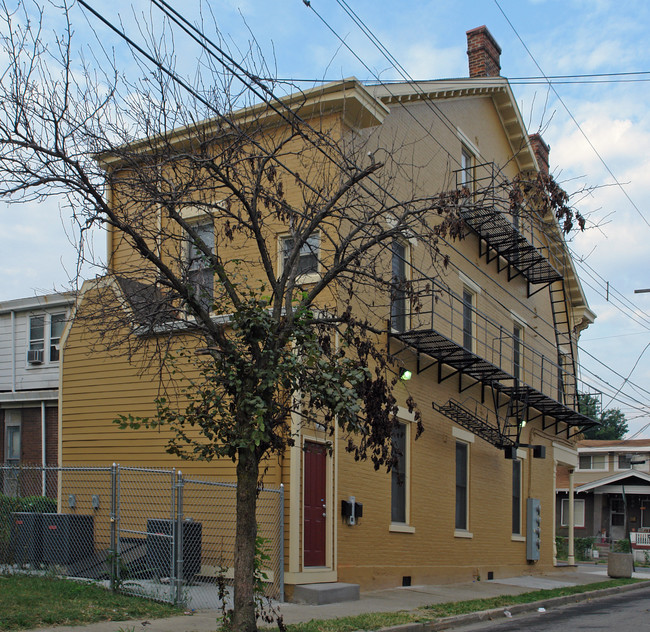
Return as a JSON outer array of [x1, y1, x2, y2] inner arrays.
[[60, 26, 596, 597]]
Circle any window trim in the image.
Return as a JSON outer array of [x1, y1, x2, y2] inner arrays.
[[577, 453, 609, 472], [615, 453, 634, 471], [455, 440, 470, 535], [512, 458, 522, 535], [390, 238, 410, 333], [512, 322, 523, 382], [461, 286, 475, 353], [279, 232, 321, 285], [186, 219, 216, 312], [389, 407, 415, 532], [4, 411, 21, 463], [560, 497, 585, 528], [49, 312, 66, 363]]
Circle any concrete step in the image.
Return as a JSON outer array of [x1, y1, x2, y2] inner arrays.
[[292, 582, 360, 605]]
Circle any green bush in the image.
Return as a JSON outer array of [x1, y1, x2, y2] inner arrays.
[[555, 536, 595, 561], [612, 538, 631, 553]]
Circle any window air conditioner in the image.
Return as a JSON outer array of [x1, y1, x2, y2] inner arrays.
[[27, 349, 44, 364]]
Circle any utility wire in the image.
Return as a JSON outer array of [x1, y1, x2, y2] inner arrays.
[[493, 0, 650, 231]]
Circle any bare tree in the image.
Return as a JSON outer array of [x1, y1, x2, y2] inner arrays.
[[0, 3, 584, 630]]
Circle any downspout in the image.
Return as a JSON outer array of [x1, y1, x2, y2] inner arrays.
[[41, 401, 46, 495], [568, 468, 575, 565], [11, 310, 16, 392]]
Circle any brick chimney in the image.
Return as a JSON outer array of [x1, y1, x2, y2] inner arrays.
[[466, 26, 502, 78], [528, 133, 550, 175]]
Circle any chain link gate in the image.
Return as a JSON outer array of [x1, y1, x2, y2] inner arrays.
[[1, 464, 284, 608]]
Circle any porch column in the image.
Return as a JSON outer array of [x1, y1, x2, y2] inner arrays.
[[568, 468, 575, 565]]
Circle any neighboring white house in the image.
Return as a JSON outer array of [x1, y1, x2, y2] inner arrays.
[[0, 292, 75, 495], [556, 439, 650, 557]]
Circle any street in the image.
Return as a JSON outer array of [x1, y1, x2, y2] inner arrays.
[[452, 583, 650, 631]]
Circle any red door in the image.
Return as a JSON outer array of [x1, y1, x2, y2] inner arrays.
[[303, 441, 327, 567]]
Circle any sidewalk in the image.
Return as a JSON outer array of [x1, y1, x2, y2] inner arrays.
[[21, 565, 650, 632]]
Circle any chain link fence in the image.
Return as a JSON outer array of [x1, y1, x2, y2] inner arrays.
[[0, 465, 284, 608]]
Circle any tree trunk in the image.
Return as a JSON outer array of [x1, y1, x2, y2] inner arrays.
[[232, 449, 260, 632]]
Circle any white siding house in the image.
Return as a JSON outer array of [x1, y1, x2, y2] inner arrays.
[[0, 293, 74, 494]]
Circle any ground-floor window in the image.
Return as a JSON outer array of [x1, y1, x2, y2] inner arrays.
[[512, 459, 522, 534], [561, 497, 585, 527], [455, 441, 469, 531]]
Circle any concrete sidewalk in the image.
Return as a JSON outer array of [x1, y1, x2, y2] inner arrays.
[[21, 565, 650, 632]]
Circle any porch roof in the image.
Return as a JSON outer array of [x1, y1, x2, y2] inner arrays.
[[576, 470, 650, 493]]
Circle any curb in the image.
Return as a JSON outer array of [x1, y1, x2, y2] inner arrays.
[[375, 580, 650, 632]]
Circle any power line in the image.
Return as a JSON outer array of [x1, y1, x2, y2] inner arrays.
[[493, 0, 650, 232]]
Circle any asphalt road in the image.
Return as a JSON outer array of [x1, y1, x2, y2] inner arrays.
[[452, 583, 650, 631]]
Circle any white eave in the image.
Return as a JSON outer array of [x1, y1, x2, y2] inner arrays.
[[575, 470, 650, 493], [0, 292, 75, 315]]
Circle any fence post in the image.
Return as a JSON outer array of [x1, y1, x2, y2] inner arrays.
[[109, 463, 118, 591], [174, 470, 184, 605], [279, 483, 285, 602]]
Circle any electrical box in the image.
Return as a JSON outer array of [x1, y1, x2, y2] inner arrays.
[[526, 498, 541, 561], [341, 497, 362, 525]]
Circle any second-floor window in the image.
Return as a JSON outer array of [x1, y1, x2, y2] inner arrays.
[[29, 315, 45, 363], [462, 288, 474, 351], [50, 313, 65, 362], [578, 454, 607, 470], [187, 221, 215, 312], [281, 233, 320, 279], [617, 453, 633, 470], [391, 240, 408, 332], [513, 323, 523, 381]]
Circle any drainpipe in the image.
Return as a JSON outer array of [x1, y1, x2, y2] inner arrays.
[[11, 310, 16, 392], [41, 401, 46, 495], [568, 468, 575, 565]]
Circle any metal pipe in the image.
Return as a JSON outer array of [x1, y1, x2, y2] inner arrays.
[[41, 401, 46, 495], [10, 310, 16, 392], [568, 468, 575, 565]]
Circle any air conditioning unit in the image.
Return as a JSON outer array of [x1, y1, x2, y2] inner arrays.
[[27, 349, 44, 364]]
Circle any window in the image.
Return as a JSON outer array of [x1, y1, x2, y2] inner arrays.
[[50, 313, 65, 362], [460, 146, 474, 190], [29, 315, 45, 360], [281, 233, 320, 279], [560, 498, 585, 528], [455, 441, 469, 531], [610, 497, 625, 526], [513, 323, 523, 381], [187, 221, 215, 311], [391, 240, 408, 332], [391, 422, 407, 523], [578, 453, 607, 470], [5, 424, 20, 462], [617, 453, 633, 470], [512, 459, 522, 534], [462, 288, 474, 351]]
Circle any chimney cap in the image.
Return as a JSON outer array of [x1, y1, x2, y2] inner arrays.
[[466, 25, 502, 54]]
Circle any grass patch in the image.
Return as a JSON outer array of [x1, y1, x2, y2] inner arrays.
[[274, 578, 643, 632], [0, 573, 182, 631]]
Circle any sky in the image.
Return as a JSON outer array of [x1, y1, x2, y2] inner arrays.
[[1, 0, 650, 437]]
